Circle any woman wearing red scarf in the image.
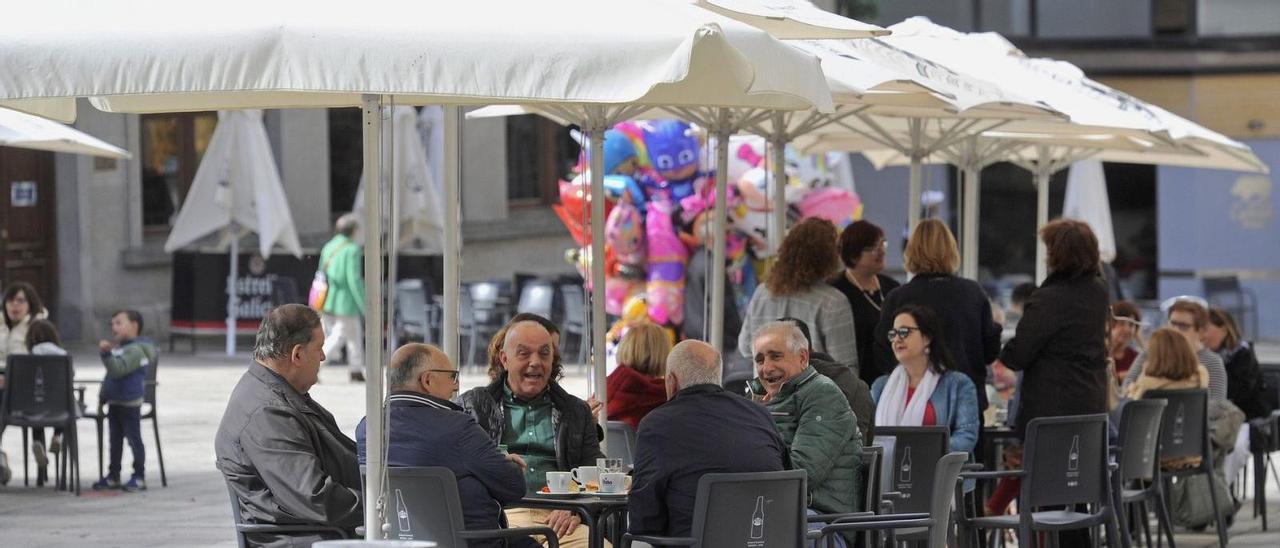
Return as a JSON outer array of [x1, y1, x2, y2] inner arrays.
[[606, 321, 672, 429]]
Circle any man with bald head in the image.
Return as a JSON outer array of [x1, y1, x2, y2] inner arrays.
[[356, 343, 535, 547], [628, 340, 787, 539], [460, 315, 605, 547]]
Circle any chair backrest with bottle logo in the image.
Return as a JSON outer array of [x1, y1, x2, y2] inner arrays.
[[874, 426, 948, 514], [690, 470, 807, 547], [1019, 414, 1110, 510], [385, 467, 469, 547], [1116, 399, 1168, 483], [1, 354, 74, 427], [1143, 389, 1209, 462]]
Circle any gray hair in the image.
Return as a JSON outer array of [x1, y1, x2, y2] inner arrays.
[[753, 321, 808, 354], [666, 340, 722, 389], [252, 304, 322, 362], [387, 344, 441, 390], [335, 213, 360, 237]]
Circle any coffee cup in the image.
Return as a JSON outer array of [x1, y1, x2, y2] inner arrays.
[[571, 466, 600, 487], [599, 472, 627, 494], [546, 471, 573, 494]]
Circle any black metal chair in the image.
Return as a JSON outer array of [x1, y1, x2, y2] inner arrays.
[[0, 354, 81, 495], [622, 469, 808, 547], [1143, 389, 1229, 548], [819, 452, 968, 548], [962, 414, 1121, 548], [224, 479, 350, 547], [385, 466, 557, 547], [606, 420, 638, 468], [76, 352, 167, 487], [1114, 399, 1174, 548]]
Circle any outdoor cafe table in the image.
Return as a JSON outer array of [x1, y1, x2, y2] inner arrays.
[[512, 494, 629, 548]]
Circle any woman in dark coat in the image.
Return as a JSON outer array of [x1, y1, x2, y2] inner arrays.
[[999, 219, 1110, 440], [1205, 307, 1275, 420], [830, 220, 900, 387], [873, 219, 1001, 412]]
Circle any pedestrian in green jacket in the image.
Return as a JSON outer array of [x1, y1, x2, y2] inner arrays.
[[318, 213, 366, 382], [751, 321, 863, 521]]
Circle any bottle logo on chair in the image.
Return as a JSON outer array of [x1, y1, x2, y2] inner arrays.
[[1172, 403, 1186, 444], [750, 495, 765, 540], [395, 489, 411, 533], [33, 368, 46, 405], [899, 446, 912, 485]]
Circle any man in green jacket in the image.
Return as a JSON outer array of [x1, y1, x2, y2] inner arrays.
[[319, 213, 366, 382], [751, 321, 863, 542]]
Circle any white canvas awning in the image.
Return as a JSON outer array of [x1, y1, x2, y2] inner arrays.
[[0, 106, 129, 158], [695, 0, 887, 39]]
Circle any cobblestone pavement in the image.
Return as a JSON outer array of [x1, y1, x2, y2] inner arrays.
[[1, 347, 1277, 547]]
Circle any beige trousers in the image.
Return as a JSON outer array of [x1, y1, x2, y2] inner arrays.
[[504, 507, 611, 548]]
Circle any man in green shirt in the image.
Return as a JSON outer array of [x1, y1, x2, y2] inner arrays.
[[318, 213, 366, 382], [460, 317, 605, 548]]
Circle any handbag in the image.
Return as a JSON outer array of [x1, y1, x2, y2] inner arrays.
[[308, 242, 350, 311]]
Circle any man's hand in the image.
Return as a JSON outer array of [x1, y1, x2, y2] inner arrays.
[[97, 340, 113, 353], [1004, 445, 1024, 469], [587, 396, 602, 422], [544, 509, 581, 537], [505, 453, 527, 472]]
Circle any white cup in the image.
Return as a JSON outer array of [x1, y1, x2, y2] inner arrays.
[[599, 472, 627, 494], [546, 471, 573, 494], [571, 466, 600, 487]]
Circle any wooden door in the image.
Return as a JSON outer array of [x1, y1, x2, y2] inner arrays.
[[0, 147, 58, 306]]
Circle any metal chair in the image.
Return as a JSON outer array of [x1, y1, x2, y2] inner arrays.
[[819, 452, 968, 548], [1, 354, 81, 494], [1114, 399, 1174, 548], [606, 420, 638, 468], [1143, 389, 1229, 548], [622, 469, 808, 548], [385, 467, 557, 547], [560, 283, 588, 365], [962, 414, 1121, 548], [76, 351, 167, 487], [225, 479, 350, 547]]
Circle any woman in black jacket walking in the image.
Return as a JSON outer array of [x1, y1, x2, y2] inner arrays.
[[873, 219, 1001, 412]]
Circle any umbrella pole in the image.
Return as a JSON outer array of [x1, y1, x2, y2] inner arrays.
[[907, 119, 924, 235], [442, 107, 461, 366], [1035, 145, 1051, 284], [225, 228, 239, 356], [961, 165, 981, 280], [770, 114, 788, 251], [387, 117, 401, 355], [710, 110, 731, 358], [360, 94, 387, 540], [587, 122, 609, 436]]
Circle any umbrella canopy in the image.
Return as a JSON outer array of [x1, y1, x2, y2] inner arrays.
[[695, 0, 887, 39], [354, 106, 446, 253], [163, 110, 302, 258], [1063, 159, 1117, 263], [0, 0, 832, 121], [0, 106, 130, 158]]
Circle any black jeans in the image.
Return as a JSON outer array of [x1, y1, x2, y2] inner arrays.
[[107, 404, 145, 479]]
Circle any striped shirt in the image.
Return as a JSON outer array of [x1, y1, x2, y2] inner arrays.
[[738, 283, 858, 368], [1122, 347, 1227, 403]]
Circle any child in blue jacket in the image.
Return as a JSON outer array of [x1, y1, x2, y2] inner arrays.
[[92, 310, 157, 492]]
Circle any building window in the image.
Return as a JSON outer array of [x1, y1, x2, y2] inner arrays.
[[506, 115, 579, 206], [328, 107, 363, 216], [140, 112, 217, 231]]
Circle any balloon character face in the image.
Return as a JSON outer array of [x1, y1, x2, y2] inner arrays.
[[603, 129, 640, 176], [643, 120, 701, 184]]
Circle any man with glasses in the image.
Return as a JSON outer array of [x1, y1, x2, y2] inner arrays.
[[1122, 299, 1227, 403], [357, 343, 536, 548]]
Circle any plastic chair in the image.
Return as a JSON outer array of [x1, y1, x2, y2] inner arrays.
[[606, 421, 638, 468], [1202, 276, 1258, 339], [961, 414, 1121, 548], [465, 281, 508, 366], [1114, 399, 1173, 548], [1252, 365, 1280, 530], [395, 279, 432, 344], [516, 280, 556, 320], [819, 452, 968, 548], [385, 467, 557, 548], [560, 283, 588, 366], [622, 469, 808, 548], [874, 426, 950, 515], [0, 355, 81, 494], [1143, 389, 1229, 548], [225, 479, 350, 547], [76, 352, 167, 487]]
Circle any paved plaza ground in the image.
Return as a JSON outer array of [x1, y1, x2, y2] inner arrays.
[[1, 346, 1279, 547]]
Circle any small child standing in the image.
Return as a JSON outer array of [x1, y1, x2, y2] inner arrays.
[[92, 310, 158, 492]]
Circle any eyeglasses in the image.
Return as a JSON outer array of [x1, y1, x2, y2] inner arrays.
[[863, 240, 888, 253], [887, 327, 921, 342], [427, 369, 460, 380], [1168, 320, 1195, 331]]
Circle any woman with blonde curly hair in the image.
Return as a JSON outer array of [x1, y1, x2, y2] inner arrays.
[[737, 218, 856, 366]]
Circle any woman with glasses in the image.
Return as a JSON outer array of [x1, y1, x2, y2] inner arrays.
[[830, 221, 901, 387], [1121, 299, 1227, 404], [738, 218, 857, 367], [872, 220, 1001, 414], [871, 305, 980, 462]]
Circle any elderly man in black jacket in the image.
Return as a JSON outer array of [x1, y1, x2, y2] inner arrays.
[[460, 316, 605, 548], [215, 304, 363, 547], [357, 343, 538, 548], [628, 340, 787, 539]]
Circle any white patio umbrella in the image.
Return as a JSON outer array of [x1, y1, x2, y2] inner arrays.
[[354, 106, 446, 254], [0, 106, 130, 158], [0, 0, 834, 536], [163, 110, 303, 356], [1063, 159, 1117, 263], [695, 0, 887, 39]]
